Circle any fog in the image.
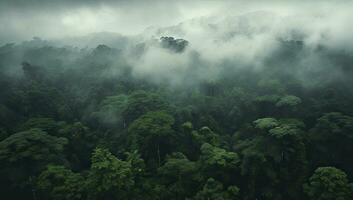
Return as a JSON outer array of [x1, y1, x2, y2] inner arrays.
[[1, 0, 353, 86], [1, 0, 352, 43], [0, 0, 223, 42], [2, 2, 353, 199]]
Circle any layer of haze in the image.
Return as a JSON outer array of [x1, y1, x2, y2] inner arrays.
[[1, 0, 353, 86], [0, 0, 351, 43]]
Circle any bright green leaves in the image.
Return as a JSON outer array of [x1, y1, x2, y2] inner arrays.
[[37, 147, 144, 200], [125, 150, 145, 175], [200, 143, 240, 183], [86, 148, 135, 199], [200, 143, 239, 169], [268, 125, 299, 138], [253, 118, 279, 130], [86, 148, 144, 200], [197, 127, 221, 146], [304, 167, 352, 200], [254, 117, 304, 138]]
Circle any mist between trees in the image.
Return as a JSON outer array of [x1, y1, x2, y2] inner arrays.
[[1, 2, 353, 200]]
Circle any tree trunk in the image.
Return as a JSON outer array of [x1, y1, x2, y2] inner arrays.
[[157, 143, 161, 167]]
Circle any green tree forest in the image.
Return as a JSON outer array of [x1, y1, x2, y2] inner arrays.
[[1, 1, 353, 199], [1, 36, 353, 199]]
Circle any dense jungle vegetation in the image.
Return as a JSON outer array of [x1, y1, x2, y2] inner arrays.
[[0, 36, 353, 200]]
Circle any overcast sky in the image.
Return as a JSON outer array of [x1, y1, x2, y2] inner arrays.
[[0, 0, 352, 44]]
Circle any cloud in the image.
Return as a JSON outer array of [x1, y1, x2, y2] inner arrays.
[[0, 0, 223, 43], [1, 0, 353, 87], [119, 1, 353, 86], [1, 0, 352, 47]]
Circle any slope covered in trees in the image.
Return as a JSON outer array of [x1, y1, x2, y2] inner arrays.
[[0, 34, 353, 200]]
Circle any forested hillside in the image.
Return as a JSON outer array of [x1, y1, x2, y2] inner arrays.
[[0, 35, 353, 200], [1, 0, 353, 199]]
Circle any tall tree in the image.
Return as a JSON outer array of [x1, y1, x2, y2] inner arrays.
[[303, 167, 352, 200], [0, 129, 67, 198], [128, 111, 175, 168], [86, 148, 135, 200]]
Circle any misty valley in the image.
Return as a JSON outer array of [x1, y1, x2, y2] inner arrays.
[[1, 1, 353, 200]]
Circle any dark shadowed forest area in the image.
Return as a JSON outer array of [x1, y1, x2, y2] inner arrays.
[[0, 1, 353, 200]]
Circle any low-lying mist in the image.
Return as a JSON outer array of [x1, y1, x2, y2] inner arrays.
[[1, 2, 353, 200], [1, 2, 353, 88]]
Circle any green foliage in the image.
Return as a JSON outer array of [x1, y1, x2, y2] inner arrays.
[[37, 165, 84, 200], [58, 122, 97, 170], [125, 150, 145, 176], [128, 111, 175, 140], [90, 94, 128, 129], [315, 112, 353, 135], [123, 91, 169, 124], [197, 126, 221, 146], [255, 94, 281, 104], [0, 129, 68, 200], [0, 127, 9, 141], [182, 121, 193, 132], [253, 117, 279, 129], [36, 148, 144, 200], [86, 148, 135, 199], [159, 152, 198, 179], [16, 117, 62, 133], [128, 111, 175, 167], [268, 124, 300, 138], [240, 149, 266, 176], [254, 117, 304, 138], [191, 178, 239, 200], [275, 95, 302, 107], [0, 129, 67, 185], [200, 143, 239, 169], [0, 129, 67, 164], [238, 118, 308, 200], [200, 143, 240, 183], [257, 79, 286, 94], [1, 40, 353, 200], [309, 112, 353, 174], [19, 81, 71, 119], [278, 118, 306, 129], [158, 152, 200, 199], [303, 167, 352, 200]]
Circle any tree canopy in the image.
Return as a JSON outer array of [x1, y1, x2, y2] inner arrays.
[[1, 40, 353, 200]]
